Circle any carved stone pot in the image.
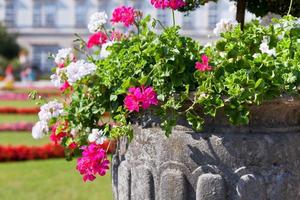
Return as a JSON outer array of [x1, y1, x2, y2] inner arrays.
[[112, 99, 300, 200]]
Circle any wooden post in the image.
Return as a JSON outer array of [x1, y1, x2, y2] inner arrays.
[[236, 0, 246, 30]]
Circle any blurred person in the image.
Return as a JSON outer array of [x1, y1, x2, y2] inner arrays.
[[1, 64, 15, 90]]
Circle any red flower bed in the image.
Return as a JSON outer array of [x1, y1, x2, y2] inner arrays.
[[0, 122, 34, 132], [0, 144, 65, 162], [0, 107, 40, 114]]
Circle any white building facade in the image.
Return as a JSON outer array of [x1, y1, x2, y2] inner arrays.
[[0, 0, 234, 72]]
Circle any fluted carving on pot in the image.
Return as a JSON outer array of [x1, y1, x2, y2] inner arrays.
[[112, 100, 300, 200], [196, 174, 226, 200], [131, 166, 154, 200]]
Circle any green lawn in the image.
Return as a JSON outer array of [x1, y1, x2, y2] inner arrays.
[[0, 97, 113, 200], [0, 132, 49, 146], [0, 114, 38, 123], [13, 88, 59, 94], [0, 100, 39, 108], [0, 98, 60, 108], [0, 159, 113, 200]]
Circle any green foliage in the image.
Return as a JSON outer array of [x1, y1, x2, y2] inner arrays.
[[62, 15, 299, 139], [179, 0, 300, 18], [178, 0, 217, 12]]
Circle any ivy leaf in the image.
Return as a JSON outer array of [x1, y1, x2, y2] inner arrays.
[[186, 111, 204, 132]]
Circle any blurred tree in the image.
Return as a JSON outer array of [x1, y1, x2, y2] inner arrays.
[[0, 24, 20, 60], [179, 0, 299, 28]]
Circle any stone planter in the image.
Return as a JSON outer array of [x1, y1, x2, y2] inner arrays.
[[112, 99, 300, 200]]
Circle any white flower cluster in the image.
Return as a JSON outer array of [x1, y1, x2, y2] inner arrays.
[[54, 48, 74, 66], [88, 129, 107, 144], [32, 100, 64, 139], [32, 121, 49, 139], [88, 12, 108, 33], [38, 100, 64, 122], [66, 60, 97, 84], [50, 68, 66, 88], [100, 41, 114, 59], [259, 37, 276, 57], [213, 19, 238, 36]]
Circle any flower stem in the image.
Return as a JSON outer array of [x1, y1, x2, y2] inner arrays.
[[134, 21, 140, 35], [172, 10, 176, 26], [287, 0, 293, 15], [106, 140, 111, 153], [156, 19, 167, 30]]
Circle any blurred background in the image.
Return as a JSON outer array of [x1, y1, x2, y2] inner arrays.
[[0, 0, 243, 78], [0, 0, 289, 199]]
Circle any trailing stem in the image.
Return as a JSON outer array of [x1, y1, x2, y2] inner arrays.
[[287, 0, 293, 15]]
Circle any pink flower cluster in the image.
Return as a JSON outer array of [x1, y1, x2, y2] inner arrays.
[[110, 30, 125, 41], [111, 6, 136, 27], [50, 123, 67, 145], [195, 55, 213, 72], [150, 0, 185, 10], [87, 32, 108, 48], [76, 143, 110, 182], [124, 86, 158, 112]]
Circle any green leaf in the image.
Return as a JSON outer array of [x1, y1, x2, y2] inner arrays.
[[186, 111, 204, 132]]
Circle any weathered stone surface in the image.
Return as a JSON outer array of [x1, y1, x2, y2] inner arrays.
[[112, 100, 300, 200], [131, 166, 154, 200], [159, 169, 186, 200], [236, 174, 266, 200], [117, 162, 131, 200], [196, 174, 225, 200]]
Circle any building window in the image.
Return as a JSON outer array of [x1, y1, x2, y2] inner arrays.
[[33, 0, 42, 27], [32, 0, 57, 27], [45, 1, 56, 27], [4, 0, 16, 27], [182, 14, 193, 30], [75, 0, 87, 28], [208, 2, 218, 29], [157, 10, 168, 29], [32, 45, 60, 73]]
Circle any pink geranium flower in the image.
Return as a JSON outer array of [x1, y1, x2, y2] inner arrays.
[[124, 86, 158, 112], [59, 81, 72, 92], [87, 32, 108, 48], [151, 0, 169, 9], [68, 142, 78, 150], [150, 0, 185, 10], [50, 124, 67, 145], [195, 55, 213, 72], [168, 0, 186, 9], [111, 6, 136, 27], [110, 30, 124, 41], [141, 87, 159, 109], [76, 143, 110, 182]]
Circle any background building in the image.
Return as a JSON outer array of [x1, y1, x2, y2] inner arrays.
[[0, 0, 234, 73]]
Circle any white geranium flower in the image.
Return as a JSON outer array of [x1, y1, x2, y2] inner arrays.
[[100, 41, 114, 59], [66, 60, 97, 84], [252, 53, 261, 59], [38, 100, 64, 122], [50, 74, 62, 88], [88, 12, 108, 33], [32, 121, 49, 139], [70, 129, 77, 137], [88, 129, 107, 145], [204, 42, 212, 48], [259, 37, 276, 56], [55, 48, 73, 66], [213, 19, 238, 36]]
